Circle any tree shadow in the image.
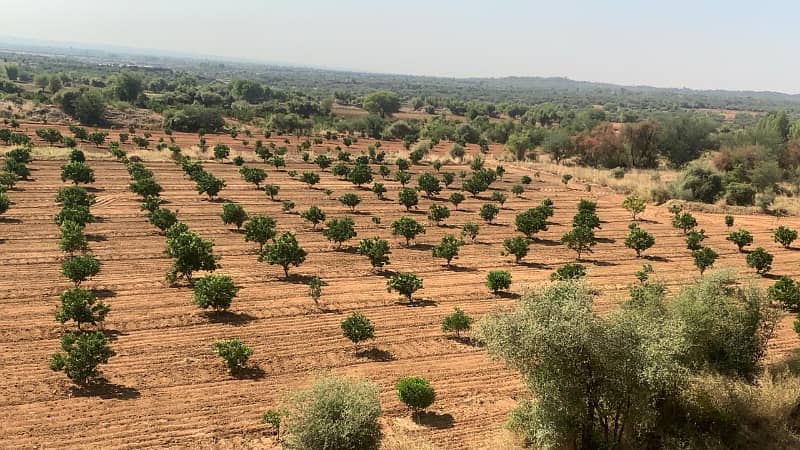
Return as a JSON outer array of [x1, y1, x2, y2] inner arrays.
[[519, 261, 549, 270], [84, 186, 104, 193], [0, 217, 22, 224], [399, 298, 438, 307], [315, 306, 342, 314], [205, 311, 258, 326], [763, 273, 783, 280], [414, 411, 455, 429], [349, 210, 372, 216], [492, 291, 520, 300], [69, 380, 141, 400], [638, 218, 659, 224], [406, 209, 426, 215], [533, 238, 561, 247], [232, 364, 266, 380], [356, 347, 395, 362], [284, 273, 317, 285], [335, 246, 359, 254], [101, 329, 126, 342], [583, 259, 619, 267], [379, 269, 399, 278], [93, 289, 116, 299], [595, 237, 616, 244], [443, 264, 477, 273], [445, 335, 483, 347], [410, 243, 435, 251], [86, 234, 107, 242], [644, 255, 670, 263]]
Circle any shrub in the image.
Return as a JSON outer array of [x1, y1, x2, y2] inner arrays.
[[282, 375, 381, 450], [561, 174, 573, 185], [746, 247, 773, 275], [432, 235, 463, 266], [486, 270, 512, 294], [341, 312, 375, 348], [308, 276, 326, 307], [282, 200, 295, 213], [233, 156, 245, 166], [55, 288, 109, 330], [387, 272, 423, 302], [490, 191, 508, 206], [672, 165, 724, 203], [49, 331, 114, 384], [60, 161, 95, 185], [550, 263, 587, 281], [323, 217, 357, 248], [243, 215, 276, 251], [261, 409, 283, 432], [165, 230, 218, 284], [58, 220, 88, 253], [5, 159, 30, 179], [462, 221, 479, 242], [610, 167, 626, 179], [727, 229, 754, 252], [212, 338, 252, 372], [725, 182, 756, 206], [502, 236, 530, 264], [358, 237, 391, 269], [622, 194, 646, 220], [692, 247, 718, 274], [260, 232, 306, 277], [441, 171, 455, 187], [396, 377, 435, 413], [61, 254, 100, 285], [395, 170, 411, 186], [774, 226, 798, 249], [391, 217, 425, 246], [193, 274, 239, 311], [511, 184, 524, 197], [725, 215, 735, 228], [339, 193, 362, 212], [479, 203, 500, 223], [397, 187, 418, 211], [68, 148, 85, 163], [300, 205, 326, 230], [768, 277, 800, 309]]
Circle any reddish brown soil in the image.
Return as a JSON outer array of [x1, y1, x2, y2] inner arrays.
[[1, 128, 798, 449]]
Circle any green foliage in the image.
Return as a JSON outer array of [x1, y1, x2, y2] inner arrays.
[[240, 166, 267, 188], [263, 184, 280, 200], [671, 165, 724, 203], [416, 172, 441, 198], [58, 220, 88, 253], [490, 190, 507, 206], [427, 203, 450, 224], [164, 230, 218, 284], [308, 276, 326, 306], [502, 236, 530, 264], [54, 205, 95, 227], [371, 182, 387, 199], [0, 192, 9, 215], [774, 226, 798, 249], [220, 202, 248, 230], [341, 312, 375, 346], [479, 203, 500, 223], [282, 374, 382, 450], [390, 216, 425, 246], [511, 184, 524, 197], [622, 194, 646, 220], [193, 274, 239, 311], [195, 172, 226, 199], [300, 205, 326, 229], [363, 90, 401, 117], [212, 338, 252, 372], [685, 229, 707, 251], [212, 143, 230, 160], [282, 199, 296, 213], [442, 307, 473, 337], [4, 159, 30, 179], [515, 207, 548, 238], [129, 177, 163, 198], [561, 226, 596, 260], [724, 215, 734, 228], [300, 171, 320, 188], [397, 187, 418, 211], [727, 229, 754, 252], [243, 215, 276, 251], [692, 247, 719, 274], [394, 170, 411, 186], [148, 208, 178, 232], [768, 276, 800, 309], [338, 193, 362, 212], [55, 288, 109, 329], [672, 212, 698, 234], [49, 331, 114, 384], [387, 272, 423, 302], [624, 224, 655, 257], [396, 377, 435, 412], [746, 247, 773, 275], [260, 231, 306, 277], [61, 254, 100, 285], [462, 221, 479, 242], [551, 263, 587, 281], [323, 217, 357, 248], [68, 148, 85, 163], [432, 234, 463, 266], [347, 164, 372, 187], [60, 161, 95, 185], [485, 270, 512, 294]]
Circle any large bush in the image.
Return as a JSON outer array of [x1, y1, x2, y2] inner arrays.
[[163, 105, 224, 132], [671, 165, 724, 203]]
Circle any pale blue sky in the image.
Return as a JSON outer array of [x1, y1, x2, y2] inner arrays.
[[1, 0, 797, 93]]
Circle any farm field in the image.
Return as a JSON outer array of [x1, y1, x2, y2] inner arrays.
[[1, 133, 799, 449]]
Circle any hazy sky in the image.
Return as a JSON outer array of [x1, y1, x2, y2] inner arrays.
[[2, 0, 798, 93]]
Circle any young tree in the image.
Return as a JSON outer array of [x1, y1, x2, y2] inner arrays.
[[485, 270, 512, 294], [391, 216, 425, 246], [622, 194, 646, 220], [60, 162, 95, 185], [300, 171, 321, 188], [193, 274, 239, 311], [502, 236, 530, 263], [260, 232, 307, 277], [768, 276, 800, 309], [54, 205, 95, 227], [371, 182, 387, 200], [432, 235, 463, 266], [347, 163, 373, 187], [332, 163, 350, 179], [479, 203, 500, 223], [300, 205, 326, 230], [417, 172, 441, 198], [49, 331, 114, 385], [243, 215, 276, 252], [164, 230, 219, 284], [129, 177, 163, 198], [427, 203, 450, 225], [624, 224, 655, 257], [308, 276, 326, 307], [314, 154, 332, 171], [692, 247, 718, 275], [396, 376, 436, 416], [511, 184, 524, 197], [282, 200, 295, 213], [213, 143, 230, 161], [282, 375, 381, 450], [148, 208, 178, 233], [746, 247, 773, 275], [68, 148, 85, 163], [387, 272, 423, 303], [397, 187, 419, 211], [263, 184, 280, 200], [774, 226, 798, 249], [441, 171, 455, 188], [573, 209, 601, 230], [442, 307, 473, 337], [724, 215, 734, 228], [61, 254, 101, 285], [448, 192, 465, 210], [55, 288, 110, 330], [322, 217, 357, 248], [395, 170, 412, 186], [338, 193, 362, 212], [515, 208, 548, 239], [240, 166, 267, 188], [87, 131, 108, 147], [358, 237, 391, 270], [727, 229, 753, 253], [550, 263, 587, 281], [58, 220, 88, 253], [341, 312, 375, 350], [685, 229, 707, 251], [561, 226, 596, 260], [212, 338, 252, 372], [462, 221, 479, 242], [220, 202, 248, 230], [672, 212, 697, 234]]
